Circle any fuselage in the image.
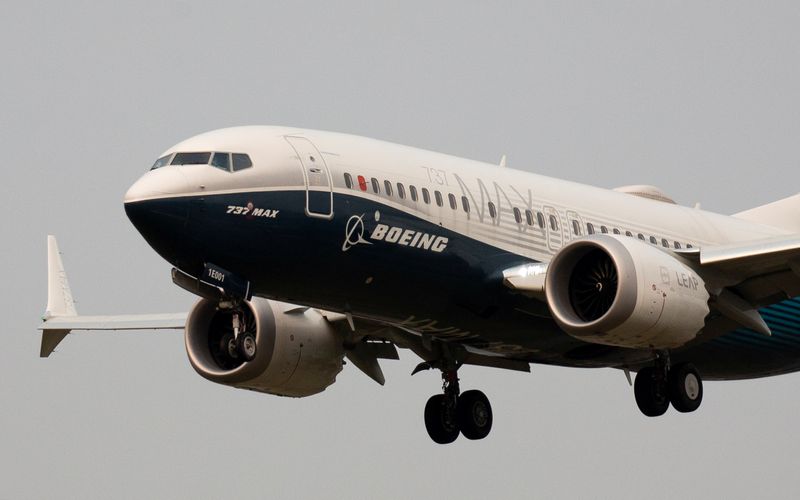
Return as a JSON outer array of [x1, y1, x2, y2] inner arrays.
[[123, 126, 800, 380]]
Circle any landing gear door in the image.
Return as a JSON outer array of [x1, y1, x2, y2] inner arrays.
[[285, 136, 333, 219]]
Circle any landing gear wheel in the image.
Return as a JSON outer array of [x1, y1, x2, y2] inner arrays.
[[424, 394, 460, 444], [669, 363, 703, 413], [634, 367, 670, 417], [457, 390, 493, 440], [221, 334, 239, 360], [237, 332, 257, 362]]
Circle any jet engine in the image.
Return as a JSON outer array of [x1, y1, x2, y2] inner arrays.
[[184, 298, 344, 397], [545, 235, 710, 349]]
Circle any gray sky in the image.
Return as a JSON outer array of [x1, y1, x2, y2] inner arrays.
[[3, 1, 800, 498]]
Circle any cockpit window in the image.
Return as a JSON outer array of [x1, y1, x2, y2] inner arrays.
[[150, 154, 172, 170], [154, 151, 252, 172], [232, 153, 253, 171], [171, 152, 212, 165], [211, 152, 230, 171]]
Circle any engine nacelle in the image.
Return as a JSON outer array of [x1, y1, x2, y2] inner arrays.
[[184, 298, 344, 397], [545, 235, 710, 349]]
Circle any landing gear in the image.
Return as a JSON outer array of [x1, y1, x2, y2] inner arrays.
[[424, 394, 460, 444], [457, 390, 493, 440], [237, 332, 257, 362], [633, 356, 703, 417], [422, 366, 493, 444], [633, 367, 669, 417], [669, 363, 703, 413], [219, 307, 257, 363], [221, 333, 239, 360]]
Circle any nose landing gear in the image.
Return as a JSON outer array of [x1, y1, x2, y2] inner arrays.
[[423, 365, 493, 444]]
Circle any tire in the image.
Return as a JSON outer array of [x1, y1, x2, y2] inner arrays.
[[457, 390, 493, 440], [634, 367, 670, 417], [221, 334, 239, 359], [237, 332, 257, 362], [424, 394, 460, 444], [669, 363, 703, 413]]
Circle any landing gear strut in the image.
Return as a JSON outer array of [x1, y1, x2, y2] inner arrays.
[[634, 353, 703, 416], [423, 365, 493, 444]]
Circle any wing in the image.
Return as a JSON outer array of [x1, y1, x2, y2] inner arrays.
[[38, 236, 187, 357], [682, 234, 800, 306]]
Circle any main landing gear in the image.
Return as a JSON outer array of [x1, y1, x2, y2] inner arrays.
[[423, 365, 493, 444], [634, 353, 703, 417], [220, 308, 257, 363]]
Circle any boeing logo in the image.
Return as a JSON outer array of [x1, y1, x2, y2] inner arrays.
[[342, 213, 449, 253], [342, 214, 372, 252]]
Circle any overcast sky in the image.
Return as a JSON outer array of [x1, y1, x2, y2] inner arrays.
[[3, 2, 800, 499]]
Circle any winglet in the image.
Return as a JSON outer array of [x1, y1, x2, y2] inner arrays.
[[45, 235, 77, 318], [41, 235, 77, 357]]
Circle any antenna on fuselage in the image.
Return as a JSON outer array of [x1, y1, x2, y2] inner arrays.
[[499, 155, 507, 168]]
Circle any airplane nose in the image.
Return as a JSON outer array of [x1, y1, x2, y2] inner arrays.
[[124, 168, 197, 269], [124, 167, 191, 204]]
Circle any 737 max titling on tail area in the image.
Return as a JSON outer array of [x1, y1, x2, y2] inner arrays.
[[39, 126, 800, 444]]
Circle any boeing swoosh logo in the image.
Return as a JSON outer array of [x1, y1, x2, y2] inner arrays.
[[342, 214, 373, 252]]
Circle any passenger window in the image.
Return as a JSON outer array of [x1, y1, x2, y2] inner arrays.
[[649, 236, 657, 244], [371, 178, 380, 194], [613, 228, 621, 235], [461, 196, 470, 213], [358, 175, 367, 191], [448, 193, 457, 210], [686, 244, 694, 249], [488, 202, 497, 219], [587, 223, 595, 235], [513, 207, 522, 224], [601, 226, 609, 234], [344, 173, 353, 189], [525, 209, 533, 226], [638, 234, 646, 241], [410, 186, 418, 201], [674, 241, 682, 249], [422, 188, 430, 204], [151, 154, 172, 170], [384, 180, 393, 196], [537, 212, 545, 229], [625, 231, 633, 237], [549, 215, 559, 231], [232, 153, 253, 171], [571, 220, 581, 235], [397, 183, 405, 199], [662, 238, 669, 248], [171, 152, 211, 165], [434, 191, 443, 207]]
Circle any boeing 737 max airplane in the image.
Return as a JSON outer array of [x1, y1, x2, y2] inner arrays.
[[39, 126, 800, 443]]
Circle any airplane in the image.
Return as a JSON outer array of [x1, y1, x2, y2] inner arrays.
[[39, 125, 800, 444]]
